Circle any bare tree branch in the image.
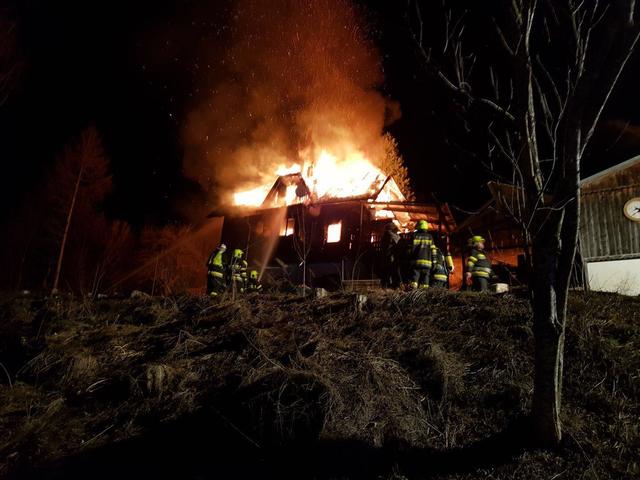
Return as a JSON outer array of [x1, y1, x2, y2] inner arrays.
[[409, 1, 516, 122], [408, 0, 639, 447]]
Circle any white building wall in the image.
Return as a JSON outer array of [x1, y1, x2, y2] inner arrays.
[[587, 258, 640, 296]]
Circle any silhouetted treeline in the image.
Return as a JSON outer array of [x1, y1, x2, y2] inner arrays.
[[0, 127, 217, 295]]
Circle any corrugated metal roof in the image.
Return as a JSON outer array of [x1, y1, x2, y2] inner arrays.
[[581, 155, 640, 187]]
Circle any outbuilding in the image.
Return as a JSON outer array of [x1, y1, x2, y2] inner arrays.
[[580, 155, 640, 295]]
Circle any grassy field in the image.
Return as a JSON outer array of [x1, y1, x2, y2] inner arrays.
[[0, 289, 638, 479]]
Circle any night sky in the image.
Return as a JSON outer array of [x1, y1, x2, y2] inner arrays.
[[2, 0, 640, 226]]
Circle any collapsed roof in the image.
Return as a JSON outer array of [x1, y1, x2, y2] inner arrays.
[[261, 172, 405, 207], [258, 172, 457, 232]]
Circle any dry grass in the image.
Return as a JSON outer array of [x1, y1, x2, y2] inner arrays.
[[0, 290, 638, 479]]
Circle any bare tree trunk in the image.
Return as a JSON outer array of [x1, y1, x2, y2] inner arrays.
[[529, 116, 582, 445], [532, 301, 565, 447], [52, 167, 83, 294], [530, 207, 573, 447], [531, 212, 564, 447]]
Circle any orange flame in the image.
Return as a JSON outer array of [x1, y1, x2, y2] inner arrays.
[[233, 145, 386, 207]]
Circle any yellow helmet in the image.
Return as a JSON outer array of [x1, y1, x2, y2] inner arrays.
[[233, 248, 244, 259], [250, 270, 258, 279], [468, 235, 485, 246], [416, 220, 429, 231]]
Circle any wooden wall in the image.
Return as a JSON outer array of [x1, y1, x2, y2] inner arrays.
[[580, 162, 640, 261]]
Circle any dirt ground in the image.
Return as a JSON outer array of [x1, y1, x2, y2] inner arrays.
[[0, 289, 638, 479]]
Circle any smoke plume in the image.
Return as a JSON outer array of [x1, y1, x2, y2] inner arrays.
[[182, 0, 397, 207]]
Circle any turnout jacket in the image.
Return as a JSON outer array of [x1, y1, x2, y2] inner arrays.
[[229, 258, 247, 282], [430, 246, 450, 282], [207, 248, 225, 278], [466, 247, 492, 278], [411, 230, 433, 268], [247, 277, 262, 292]]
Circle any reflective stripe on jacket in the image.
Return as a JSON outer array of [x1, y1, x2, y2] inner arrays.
[[411, 230, 433, 267], [207, 249, 225, 274], [230, 258, 247, 282], [466, 247, 492, 278], [431, 246, 449, 280]]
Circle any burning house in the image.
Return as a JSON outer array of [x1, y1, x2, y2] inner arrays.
[[185, 0, 459, 289], [213, 150, 456, 289]]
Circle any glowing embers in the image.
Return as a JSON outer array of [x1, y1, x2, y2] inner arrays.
[[280, 217, 295, 236], [326, 221, 342, 243]]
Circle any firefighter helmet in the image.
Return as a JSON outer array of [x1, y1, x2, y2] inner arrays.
[[233, 248, 244, 259], [219, 243, 227, 252], [250, 270, 258, 279], [416, 220, 429, 231], [468, 235, 486, 246]]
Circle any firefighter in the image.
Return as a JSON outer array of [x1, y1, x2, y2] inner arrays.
[[229, 248, 248, 294], [409, 220, 433, 289], [465, 235, 493, 292], [206, 243, 227, 297], [430, 244, 452, 289], [380, 222, 401, 288], [241, 259, 248, 290], [247, 270, 262, 292]]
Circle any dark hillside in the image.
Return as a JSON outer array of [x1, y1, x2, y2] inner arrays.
[[0, 290, 638, 479]]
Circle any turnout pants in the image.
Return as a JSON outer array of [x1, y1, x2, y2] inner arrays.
[[431, 272, 448, 289], [231, 274, 245, 294], [411, 267, 430, 289], [472, 276, 489, 292], [207, 269, 226, 296]]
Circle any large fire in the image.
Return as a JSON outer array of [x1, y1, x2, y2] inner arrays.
[[232, 164, 301, 207], [233, 146, 387, 208]]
